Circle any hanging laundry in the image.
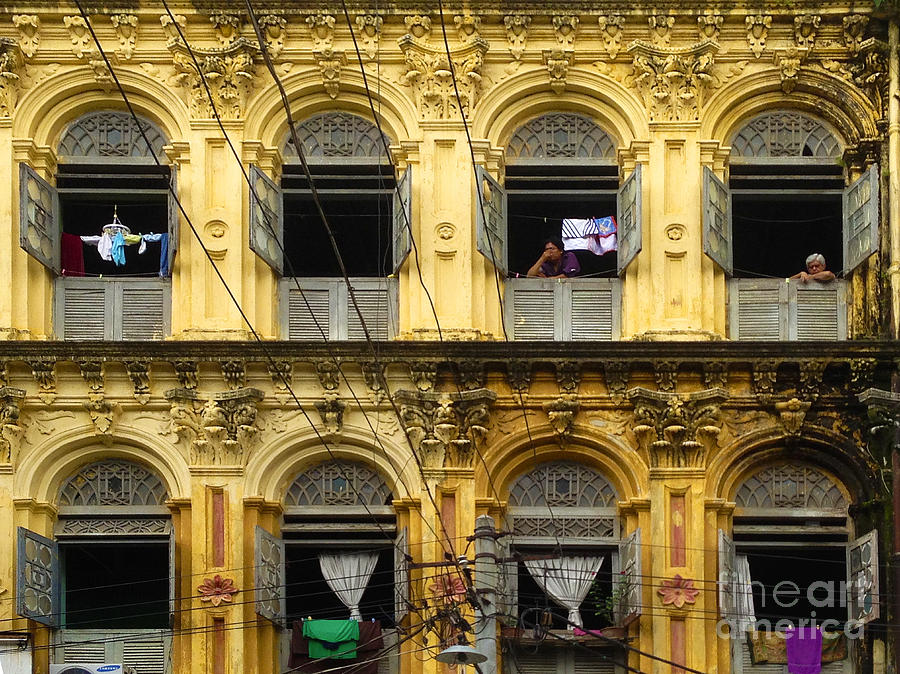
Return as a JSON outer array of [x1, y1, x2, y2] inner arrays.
[[302, 619, 359, 659], [61, 233, 85, 277], [785, 627, 823, 674], [158, 233, 169, 277], [110, 230, 127, 266], [562, 216, 618, 256]]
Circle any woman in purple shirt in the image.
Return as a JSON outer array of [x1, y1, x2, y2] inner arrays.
[[526, 236, 581, 278]]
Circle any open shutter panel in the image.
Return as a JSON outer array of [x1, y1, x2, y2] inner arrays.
[[166, 166, 178, 276], [249, 164, 284, 275], [617, 527, 641, 624], [847, 529, 879, 625], [718, 529, 737, 624], [392, 166, 412, 275], [254, 525, 286, 626], [616, 164, 642, 275], [16, 526, 58, 627], [19, 163, 60, 273], [168, 526, 176, 627], [475, 165, 508, 275], [702, 166, 733, 275], [843, 164, 879, 274], [394, 526, 410, 623]]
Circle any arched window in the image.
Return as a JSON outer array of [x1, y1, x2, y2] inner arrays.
[[254, 460, 407, 648], [19, 110, 177, 340], [265, 112, 408, 340], [506, 461, 639, 632], [720, 110, 877, 340], [720, 461, 878, 644], [16, 460, 172, 669]]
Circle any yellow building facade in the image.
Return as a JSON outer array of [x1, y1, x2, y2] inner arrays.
[[0, 2, 895, 674]]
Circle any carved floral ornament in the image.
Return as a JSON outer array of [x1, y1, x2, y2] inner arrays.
[[168, 38, 258, 120], [0, 38, 22, 117], [628, 40, 717, 123], [657, 575, 700, 608], [198, 575, 238, 606], [12, 15, 39, 58], [597, 15, 624, 58], [746, 15, 772, 58], [355, 14, 382, 60], [504, 15, 530, 60]]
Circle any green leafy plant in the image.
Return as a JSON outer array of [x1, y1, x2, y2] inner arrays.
[[588, 571, 631, 626]]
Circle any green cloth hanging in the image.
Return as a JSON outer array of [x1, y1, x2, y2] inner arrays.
[[302, 619, 360, 659]]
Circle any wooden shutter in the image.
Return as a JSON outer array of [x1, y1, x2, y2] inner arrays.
[[475, 165, 508, 275], [509, 283, 555, 340], [843, 164, 879, 274], [249, 164, 284, 274], [394, 526, 410, 623], [255, 525, 286, 626], [122, 632, 168, 674], [847, 529, 879, 625], [347, 285, 392, 340], [718, 529, 737, 623], [730, 280, 784, 340], [286, 285, 331, 340], [392, 166, 412, 274], [120, 281, 169, 340], [58, 279, 108, 340], [570, 284, 615, 341], [19, 163, 60, 273], [795, 283, 844, 340], [616, 164, 642, 275], [617, 527, 641, 624], [703, 166, 733, 275], [166, 165, 178, 276], [16, 526, 58, 627]]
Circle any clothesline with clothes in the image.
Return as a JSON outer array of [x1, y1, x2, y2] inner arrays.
[[561, 216, 618, 257], [61, 211, 170, 277]]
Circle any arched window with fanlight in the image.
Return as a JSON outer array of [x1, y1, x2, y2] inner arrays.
[[16, 459, 174, 671], [485, 113, 634, 341], [19, 110, 177, 340], [253, 460, 407, 672], [249, 112, 411, 340], [502, 461, 639, 657], [704, 110, 878, 340], [718, 461, 877, 673]]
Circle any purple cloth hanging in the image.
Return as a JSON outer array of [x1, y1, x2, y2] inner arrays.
[[785, 627, 823, 674], [61, 233, 85, 276]]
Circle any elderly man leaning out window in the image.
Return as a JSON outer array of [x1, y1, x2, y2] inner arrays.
[[789, 253, 835, 283]]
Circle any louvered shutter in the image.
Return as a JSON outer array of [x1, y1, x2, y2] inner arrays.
[[703, 166, 733, 275], [347, 286, 391, 340], [718, 529, 737, 624], [59, 280, 108, 340], [120, 281, 169, 340], [847, 529, 879, 625], [249, 164, 284, 274], [16, 527, 59, 627], [731, 281, 784, 340], [511, 651, 559, 674], [61, 639, 105, 663], [122, 632, 168, 674], [570, 285, 614, 341], [795, 284, 844, 340], [572, 651, 616, 674], [475, 165, 508, 275], [616, 164, 642, 275], [394, 526, 410, 623], [843, 165, 879, 274], [510, 285, 555, 340], [617, 528, 641, 624], [287, 286, 331, 340], [166, 165, 178, 276], [19, 163, 60, 273], [255, 525, 286, 626], [392, 166, 412, 274]]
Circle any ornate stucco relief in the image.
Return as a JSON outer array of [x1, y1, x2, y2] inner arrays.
[[629, 40, 717, 122]]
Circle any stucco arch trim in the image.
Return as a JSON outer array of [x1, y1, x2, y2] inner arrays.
[[15, 68, 188, 147], [15, 426, 189, 505], [475, 68, 647, 149], [245, 69, 417, 151], [482, 427, 645, 506], [702, 68, 879, 146], [708, 426, 878, 507], [245, 424, 416, 505]]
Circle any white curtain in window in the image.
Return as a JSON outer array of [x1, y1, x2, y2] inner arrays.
[[735, 554, 757, 632], [318, 550, 379, 621], [524, 555, 604, 629]]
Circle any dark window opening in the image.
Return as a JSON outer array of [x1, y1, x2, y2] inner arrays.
[[742, 546, 846, 624], [506, 164, 618, 278], [58, 164, 170, 277], [62, 541, 168, 629], [285, 547, 396, 627], [515, 555, 613, 631], [283, 164, 394, 277], [730, 162, 844, 279]]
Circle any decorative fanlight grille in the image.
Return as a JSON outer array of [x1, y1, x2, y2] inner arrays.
[[283, 112, 391, 159], [58, 460, 168, 507], [509, 462, 617, 508], [730, 111, 842, 158], [734, 463, 847, 510], [58, 110, 168, 159], [507, 113, 616, 161], [285, 461, 392, 506]]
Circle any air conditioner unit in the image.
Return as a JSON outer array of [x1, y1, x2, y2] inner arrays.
[[49, 665, 136, 674]]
